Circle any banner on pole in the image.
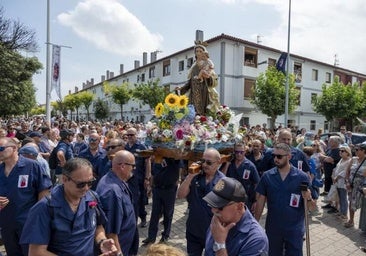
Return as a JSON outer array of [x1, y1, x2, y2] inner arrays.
[[51, 45, 61, 99], [276, 52, 288, 74]]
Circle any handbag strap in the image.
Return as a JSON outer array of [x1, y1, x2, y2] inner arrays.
[[350, 158, 366, 187]]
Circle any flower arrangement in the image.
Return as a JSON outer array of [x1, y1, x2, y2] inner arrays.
[[146, 93, 242, 151]]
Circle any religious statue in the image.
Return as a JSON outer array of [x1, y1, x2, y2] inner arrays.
[[176, 41, 220, 116]]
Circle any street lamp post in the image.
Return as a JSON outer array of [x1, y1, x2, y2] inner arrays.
[[284, 0, 291, 127]]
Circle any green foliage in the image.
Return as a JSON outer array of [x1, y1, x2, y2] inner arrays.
[[0, 44, 42, 117], [313, 76, 365, 125], [251, 66, 298, 128], [51, 100, 68, 117], [104, 81, 131, 119], [78, 91, 95, 120], [30, 106, 46, 116], [94, 99, 109, 120], [131, 79, 168, 109]]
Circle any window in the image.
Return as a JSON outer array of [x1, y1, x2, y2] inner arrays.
[[141, 73, 145, 82], [163, 60, 171, 76], [326, 72, 331, 83], [295, 87, 301, 105], [294, 62, 302, 83], [244, 79, 255, 99], [187, 57, 194, 68], [311, 93, 317, 104], [149, 67, 155, 78], [312, 69, 318, 81], [310, 120, 316, 130], [240, 117, 250, 127], [324, 121, 329, 131], [244, 47, 258, 67], [178, 60, 184, 71], [137, 74, 140, 82], [268, 58, 276, 67]]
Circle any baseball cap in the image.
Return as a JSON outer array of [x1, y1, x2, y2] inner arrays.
[[203, 177, 247, 209], [29, 131, 42, 138], [19, 146, 39, 157]]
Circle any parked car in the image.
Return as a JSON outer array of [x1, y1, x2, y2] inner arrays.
[[320, 132, 366, 145]]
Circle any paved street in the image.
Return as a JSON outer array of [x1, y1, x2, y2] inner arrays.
[[1, 196, 366, 255]]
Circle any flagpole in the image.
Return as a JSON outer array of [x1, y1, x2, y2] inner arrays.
[[45, 0, 51, 125], [284, 0, 291, 127]]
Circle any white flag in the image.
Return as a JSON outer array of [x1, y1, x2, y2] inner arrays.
[[51, 45, 61, 99]]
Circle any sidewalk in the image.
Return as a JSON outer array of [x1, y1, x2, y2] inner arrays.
[[1, 197, 366, 255]]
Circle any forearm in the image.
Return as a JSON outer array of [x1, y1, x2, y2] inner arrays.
[[254, 194, 266, 221], [177, 175, 194, 199], [29, 245, 56, 256], [38, 189, 50, 201], [106, 233, 121, 253], [215, 249, 228, 256]]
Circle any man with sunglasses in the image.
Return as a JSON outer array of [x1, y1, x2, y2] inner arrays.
[[255, 143, 315, 256], [223, 142, 260, 213], [177, 148, 225, 256], [203, 177, 268, 256], [20, 158, 118, 256], [0, 137, 52, 255], [124, 127, 151, 228], [96, 150, 138, 256]]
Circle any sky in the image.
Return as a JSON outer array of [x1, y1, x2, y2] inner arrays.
[[2, 0, 366, 104]]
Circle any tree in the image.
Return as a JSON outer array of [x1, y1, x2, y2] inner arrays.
[[131, 79, 168, 109], [51, 100, 68, 117], [0, 44, 41, 117], [251, 66, 298, 129], [78, 91, 95, 121], [0, 7, 38, 52], [104, 81, 131, 120], [94, 99, 109, 121], [30, 105, 46, 116], [63, 94, 77, 120], [313, 76, 365, 130]]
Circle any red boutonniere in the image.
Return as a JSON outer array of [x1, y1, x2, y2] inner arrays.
[[88, 201, 98, 209]]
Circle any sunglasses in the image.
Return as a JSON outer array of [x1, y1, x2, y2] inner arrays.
[[200, 159, 217, 166], [0, 145, 13, 152], [272, 154, 288, 159], [234, 150, 245, 154], [217, 201, 236, 211], [67, 176, 96, 189], [126, 134, 135, 137], [107, 144, 123, 150], [340, 150, 346, 153], [117, 162, 136, 168], [88, 138, 98, 142]]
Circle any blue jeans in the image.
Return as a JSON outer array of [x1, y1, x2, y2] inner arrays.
[[337, 188, 348, 215]]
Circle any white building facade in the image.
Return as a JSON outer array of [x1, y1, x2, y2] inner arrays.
[[71, 31, 366, 132]]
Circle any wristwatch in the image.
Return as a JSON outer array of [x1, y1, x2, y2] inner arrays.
[[213, 241, 226, 252]]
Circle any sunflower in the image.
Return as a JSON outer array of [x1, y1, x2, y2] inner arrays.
[[177, 95, 189, 108], [165, 93, 179, 107], [154, 103, 164, 117]]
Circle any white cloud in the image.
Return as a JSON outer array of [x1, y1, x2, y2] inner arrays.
[[57, 0, 163, 56]]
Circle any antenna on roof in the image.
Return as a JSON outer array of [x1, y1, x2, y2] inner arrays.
[[257, 35, 262, 44], [334, 54, 339, 66]]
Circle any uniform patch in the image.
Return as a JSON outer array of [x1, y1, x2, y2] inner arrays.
[[243, 169, 251, 179], [214, 179, 225, 192], [18, 175, 29, 188], [290, 193, 300, 208]]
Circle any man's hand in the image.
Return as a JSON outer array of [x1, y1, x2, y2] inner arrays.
[[210, 215, 235, 243], [100, 238, 118, 255], [0, 196, 9, 210]]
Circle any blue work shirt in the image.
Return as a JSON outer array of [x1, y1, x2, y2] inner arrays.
[[20, 185, 106, 255], [78, 146, 106, 170], [260, 147, 310, 173], [0, 155, 52, 229], [96, 171, 136, 256], [205, 208, 268, 256], [54, 141, 74, 174], [125, 142, 148, 181], [186, 170, 225, 240], [226, 158, 260, 208], [256, 166, 311, 233]]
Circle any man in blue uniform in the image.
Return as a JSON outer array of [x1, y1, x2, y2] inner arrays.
[[20, 158, 117, 256], [124, 127, 151, 228], [255, 143, 316, 256], [203, 177, 268, 256], [0, 137, 52, 256], [260, 128, 310, 173], [223, 142, 260, 212], [96, 150, 138, 256], [177, 148, 225, 256], [142, 158, 180, 245]]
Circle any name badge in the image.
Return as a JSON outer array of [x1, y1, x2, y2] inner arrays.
[[18, 175, 29, 188]]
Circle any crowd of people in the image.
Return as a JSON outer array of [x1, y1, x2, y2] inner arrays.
[[1, 114, 366, 255]]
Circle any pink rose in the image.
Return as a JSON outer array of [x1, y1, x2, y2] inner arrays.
[[175, 129, 184, 140], [88, 201, 98, 208]]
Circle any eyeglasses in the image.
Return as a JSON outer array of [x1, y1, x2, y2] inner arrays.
[[217, 201, 236, 211], [126, 134, 135, 137], [88, 138, 98, 142], [107, 144, 123, 150], [340, 150, 346, 153], [272, 154, 288, 159], [200, 159, 217, 166], [67, 175, 96, 189], [0, 145, 13, 152], [234, 150, 245, 154], [117, 162, 136, 168]]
